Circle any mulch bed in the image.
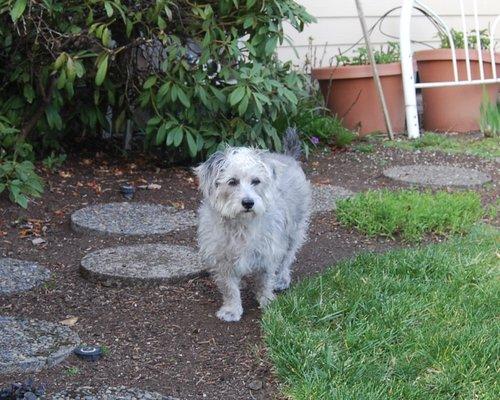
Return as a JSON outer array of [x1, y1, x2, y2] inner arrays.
[[0, 143, 497, 399]]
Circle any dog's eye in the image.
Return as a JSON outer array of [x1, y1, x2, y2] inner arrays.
[[251, 178, 261, 186], [227, 178, 239, 186]]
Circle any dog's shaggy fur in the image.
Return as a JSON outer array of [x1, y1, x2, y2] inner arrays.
[[195, 129, 311, 322]]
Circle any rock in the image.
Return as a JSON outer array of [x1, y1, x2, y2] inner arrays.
[[247, 380, 263, 391]]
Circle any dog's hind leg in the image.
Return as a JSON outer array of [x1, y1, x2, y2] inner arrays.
[[274, 254, 293, 292], [214, 273, 243, 322], [274, 233, 305, 291], [254, 269, 276, 308]]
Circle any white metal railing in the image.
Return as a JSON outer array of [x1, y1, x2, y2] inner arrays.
[[400, 0, 500, 138]]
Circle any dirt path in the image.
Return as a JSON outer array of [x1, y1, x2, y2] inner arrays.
[[0, 145, 497, 399]]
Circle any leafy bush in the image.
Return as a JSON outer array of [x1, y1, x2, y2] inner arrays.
[[0, 0, 314, 206], [335, 42, 400, 66], [336, 189, 484, 241], [0, 0, 313, 155]]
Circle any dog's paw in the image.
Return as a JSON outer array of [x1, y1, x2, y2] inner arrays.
[[274, 275, 291, 292], [257, 292, 276, 309], [216, 305, 243, 322]]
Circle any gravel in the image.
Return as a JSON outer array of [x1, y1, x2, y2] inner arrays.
[[311, 185, 354, 213], [80, 244, 204, 287], [71, 203, 197, 236], [383, 165, 492, 187], [0, 258, 51, 295], [49, 386, 178, 400], [0, 316, 80, 374]]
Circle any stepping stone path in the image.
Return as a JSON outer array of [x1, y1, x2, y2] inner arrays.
[[80, 244, 204, 287], [50, 386, 178, 400], [0, 258, 51, 295], [71, 202, 197, 236], [0, 316, 80, 374], [383, 165, 491, 187], [311, 184, 354, 213]]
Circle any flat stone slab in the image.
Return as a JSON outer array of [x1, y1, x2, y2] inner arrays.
[[80, 244, 204, 286], [0, 258, 51, 295], [50, 386, 178, 400], [383, 165, 491, 187], [71, 202, 197, 236], [0, 316, 80, 374], [312, 185, 354, 213]]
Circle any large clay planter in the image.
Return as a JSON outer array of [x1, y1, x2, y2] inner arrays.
[[311, 63, 405, 135], [415, 49, 500, 132]]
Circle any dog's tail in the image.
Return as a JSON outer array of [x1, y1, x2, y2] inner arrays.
[[283, 127, 302, 160]]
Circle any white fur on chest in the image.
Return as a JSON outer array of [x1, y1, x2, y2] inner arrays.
[[198, 203, 285, 276]]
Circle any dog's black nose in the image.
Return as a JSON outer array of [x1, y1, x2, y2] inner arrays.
[[242, 198, 254, 210]]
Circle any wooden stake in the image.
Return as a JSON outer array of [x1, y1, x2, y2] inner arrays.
[[354, 0, 394, 140]]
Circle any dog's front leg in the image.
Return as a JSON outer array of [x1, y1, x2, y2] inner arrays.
[[214, 273, 243, 322]]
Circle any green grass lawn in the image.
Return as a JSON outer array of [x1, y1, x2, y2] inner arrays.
[[262, 226, 500, 400], [336, 189, 485, 241], [384, 132, 500, 159]]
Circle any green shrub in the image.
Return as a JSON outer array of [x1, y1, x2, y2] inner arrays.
[[0, 0, 314, 206], [263, 226, 500, 400], [336, 189, 484, 241]]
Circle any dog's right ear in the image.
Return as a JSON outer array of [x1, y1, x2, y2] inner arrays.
[[193, 151, 226, 197]]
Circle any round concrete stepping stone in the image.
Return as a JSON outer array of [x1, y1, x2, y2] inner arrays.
[[312, 185, 354, 213], [80, 244, 204, 286], [0, 258, 51, 295], [0, 316, 80, 374], [51, 386, 178, 400], [383, 165, 491, 187], [71, 202, 197, 236]]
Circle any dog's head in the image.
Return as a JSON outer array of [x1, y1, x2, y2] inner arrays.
[[194, 147, 277, 219]]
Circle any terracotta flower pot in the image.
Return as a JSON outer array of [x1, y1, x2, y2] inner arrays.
[[415, 49, 500, 132], [311, 63, 405, 135]]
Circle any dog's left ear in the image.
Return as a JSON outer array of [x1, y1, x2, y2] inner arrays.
[[193, 151, 226, 197]]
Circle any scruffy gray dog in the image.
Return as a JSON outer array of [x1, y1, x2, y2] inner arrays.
[[195, 129, 311, 322]]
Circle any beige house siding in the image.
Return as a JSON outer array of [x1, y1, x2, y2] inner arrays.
[[278, 0, 500, 67]]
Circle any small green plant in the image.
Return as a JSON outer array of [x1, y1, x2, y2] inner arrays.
[[293, 111, 357, 149], [479, 90, 500, 137], [335, 42, 400, 66], [101, 345, 110, 356], [438, 28, 490, 49], [42, 152, 67, 171], [353, 143, 374, 153], [0, 160, 43, 208], [336, 189, 484, 241], [66, 367, 79, 377]]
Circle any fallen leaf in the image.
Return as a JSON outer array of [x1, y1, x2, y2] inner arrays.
[[32, 237, 47, 245], [59, 170, 73, 178], [60, 317, 79, 326]]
